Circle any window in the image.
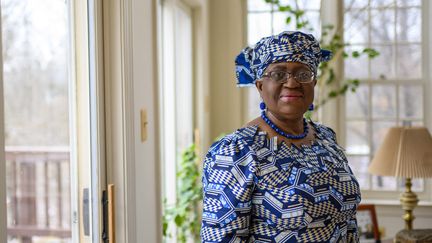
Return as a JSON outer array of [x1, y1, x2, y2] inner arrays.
[[1, 0, 109, 242], [246, 0, 321, 121], [2, 0, 72, 242], [343, 0, 425, 194], [246, 0, 430, 201], [158, 0, 194, 240]]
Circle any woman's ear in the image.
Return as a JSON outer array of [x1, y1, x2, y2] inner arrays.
[[255, 80, 263, 92]]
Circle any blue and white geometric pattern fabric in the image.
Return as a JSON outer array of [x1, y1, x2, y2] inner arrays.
[[201, 122, 361, 242], [235, 31, 332, 87]]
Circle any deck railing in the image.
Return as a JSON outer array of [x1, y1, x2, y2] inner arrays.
[[5, 146, 72, 243]]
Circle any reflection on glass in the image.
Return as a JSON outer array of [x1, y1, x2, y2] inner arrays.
[[370, 45, 395, 79], [347, 155, 370, 190], [396, 44, 421, 79], [346, 85, 369, 119], [370, 9, 395, 44], [344, 9, 368, 44], [396, 8, 421, 42], [248, 13, 272, 45], [399, 85, 423, 119], [346, 121, 370, 155]]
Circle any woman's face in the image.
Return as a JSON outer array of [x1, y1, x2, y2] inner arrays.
[[256, 62, 316, 121]]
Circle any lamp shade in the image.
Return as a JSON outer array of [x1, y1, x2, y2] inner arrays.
[[368, 127, 432, 178]]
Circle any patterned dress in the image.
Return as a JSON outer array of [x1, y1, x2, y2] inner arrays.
[[201, 122, 361, 242]]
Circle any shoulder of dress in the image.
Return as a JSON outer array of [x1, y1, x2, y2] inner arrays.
[[208, 125, 259, 155], [311, 121, 337, 142]]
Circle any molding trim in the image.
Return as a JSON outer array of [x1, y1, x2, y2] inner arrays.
[[103, 0, 136, 242], [0, 3, 6, 241]]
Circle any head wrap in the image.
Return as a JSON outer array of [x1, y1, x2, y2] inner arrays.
[[235, 31, 332, 87]]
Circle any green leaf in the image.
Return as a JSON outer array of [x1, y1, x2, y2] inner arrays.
[[342, 51, 349, 58], [279, 5, 292, 11], [363, 48, 380, 58], [328, 91, 338, 97], [352, 51, 360, 58], [285, 16, 292, 24], [163, 221, 168, 236]]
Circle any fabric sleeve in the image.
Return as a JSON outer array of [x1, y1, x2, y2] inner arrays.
[[200, 135, 258, 243], [347, 213, 360, 242]]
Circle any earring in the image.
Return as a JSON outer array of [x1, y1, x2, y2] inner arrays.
[[308, 104, 314, 111], [260, 101, 266, 111]]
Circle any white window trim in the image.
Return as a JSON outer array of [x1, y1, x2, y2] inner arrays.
[[0, 3, 6, 241], [103, 0, 162, 242], [334, 0, 432, 203], [243, 0, 432, 204]]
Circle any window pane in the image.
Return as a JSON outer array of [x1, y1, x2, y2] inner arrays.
[[302, 11, 321, 37], [344, 0, 369, 9], [370, 0, 395, 8], [347, 155, 370, 190], [273, 11, 296, 34], [279, 0, 321, 10], [346, 85, 369, 119], [370, 9, 395, 44], [397, 178, 424, 192], [399, 85, 423, 119], [248, 13, 272, 45], [396, 44, 421, 79], [372, 120, 396, 153], [370, 45, 395, 80], [372, 175, 397, 190], [344, 45, 369, 79], [248, 0, 272, 11], [2, 0, 72, 241], [344, 9, 368, 44], [396, 0, 421, 7], [372, 85, 396, 118], [396, 8, 421, 42], [346, 121, 370, 155]]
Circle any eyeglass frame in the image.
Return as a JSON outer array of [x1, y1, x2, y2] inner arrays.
[[261, 70, 315, 84]]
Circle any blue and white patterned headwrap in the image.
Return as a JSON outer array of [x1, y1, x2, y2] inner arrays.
[[235, 31, 332, 87]]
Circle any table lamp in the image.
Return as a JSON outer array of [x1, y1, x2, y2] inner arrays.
[[368, 126, 432, 230]]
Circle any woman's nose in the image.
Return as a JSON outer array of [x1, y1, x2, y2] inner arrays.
[[283, 76, 301, 88]]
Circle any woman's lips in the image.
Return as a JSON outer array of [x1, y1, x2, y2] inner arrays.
[[280, 94, 303, 102]]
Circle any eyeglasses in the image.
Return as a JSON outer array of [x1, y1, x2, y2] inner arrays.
[[262, 70, 315, 84]]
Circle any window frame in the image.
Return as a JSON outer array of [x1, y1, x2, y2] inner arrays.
[[338, 0, 432, 203], [243, 0, 432, 203]]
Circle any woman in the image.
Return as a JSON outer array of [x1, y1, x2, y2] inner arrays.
[[201, 31, 361, 242]]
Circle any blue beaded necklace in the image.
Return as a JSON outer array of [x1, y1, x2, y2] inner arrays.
[[261, 111, 309, 139]]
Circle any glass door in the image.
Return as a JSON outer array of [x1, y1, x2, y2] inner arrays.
[[0, 0, 106, 242]]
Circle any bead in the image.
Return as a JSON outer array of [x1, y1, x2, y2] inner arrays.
[[260, 101, 266, 111], [261, 111, 308, 139], [308, 104, 314, 111]]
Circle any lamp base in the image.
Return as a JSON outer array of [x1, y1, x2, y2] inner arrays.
[[400, 178, 419, 230]]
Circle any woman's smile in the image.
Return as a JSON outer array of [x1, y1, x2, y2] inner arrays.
[[279, 92, 303, 102]]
